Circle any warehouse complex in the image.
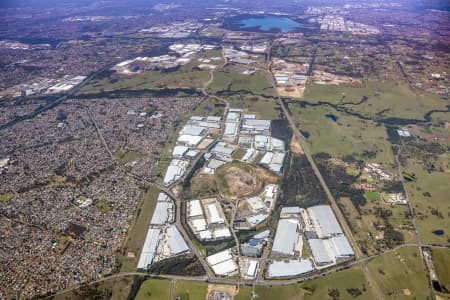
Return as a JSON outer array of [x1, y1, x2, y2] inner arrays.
[[267, 204, 354, 277], [138, 109, 355, 281], [186, 198, 232, 241], [137, 192, 190, 271]]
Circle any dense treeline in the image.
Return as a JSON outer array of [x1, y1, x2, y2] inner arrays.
[[148, 254, 205, 276], [313, 153, 367, 210], [281, 154, 328, 208]]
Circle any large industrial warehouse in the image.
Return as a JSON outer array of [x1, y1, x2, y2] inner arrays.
[[271, 218, 300, 256], [307, 205, 343, 238], [267, 259, 314, 278], [137, 228, 161, 270]]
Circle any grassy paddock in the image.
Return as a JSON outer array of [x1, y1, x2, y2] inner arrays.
[[174, 280, 208, 300], [135, 279, 171, 300], [401, 157, 450, 245], [288, 104, 395, 166], [367, 246, 432, 299], [304, 80, 447, 120], [431, 248, 450, 291]]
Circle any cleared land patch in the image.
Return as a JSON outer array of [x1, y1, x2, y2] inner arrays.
[[216, 163, 276, 202], [367, 246, 432, 299]]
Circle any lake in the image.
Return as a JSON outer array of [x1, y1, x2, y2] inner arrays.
[[238, 15, 299, 32]]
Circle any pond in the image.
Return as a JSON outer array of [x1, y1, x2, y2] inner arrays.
[[432, 229, 444, 236], [236, 15, 299, 32], [300, 130, 310, 138], [325, 114, 337, 122]]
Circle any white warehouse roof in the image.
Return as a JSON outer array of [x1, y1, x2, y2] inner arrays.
[[207, 203, 225, 224], [192, 218, 207, 231], [272, 219, 299, 256], [166, 225, 189, 255], [207, 249, 232, 266], [211, 259, 238, 276], [137, 228, 161, 270], [157, 192, 169, 202], [177, 134, 203, 147], [260, 152, 273, 165], [172, 145, 189, 157], [309, 239, 334, 265], [267, 260, 314, 278], [281, 206, 301, 215], [246, 260, 258, 277], [163, 165, 184, 185], [330, 235, 354, 258], [181, 125, 205, 136], [188, 200, 203, 218], [307, 205, 343, 238], [151, 202, 171, 225], [224, 122, 238, 136], [214, 227, 232, 239]]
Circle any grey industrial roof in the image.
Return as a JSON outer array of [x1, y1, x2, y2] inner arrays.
[[260, 152, 273, 165], [207, 158, 227, 169], [167, 225, 189, 255], [267, 259, 314, 278], [137, 228, 161, 270], [253, 229, 270, 240], [243, 119, 271, 128], [281, 206, 301, 215], [207, 116, 222, 122], [157, 192, 168, 202], [330, 235, 354, 257], [308, 239, 334, 265], [271, 138, 285, 151], [307, 205, 343, 238], [172, 145, 189, 157], [272, 219, 299, 256], [224, 122, 238, 136], [150, 202, 171, 225], [211, 142, 235, 155], [181, 125, 205, 136], [163, 165, 183, 185]]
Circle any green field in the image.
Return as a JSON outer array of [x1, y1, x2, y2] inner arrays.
[[236, 266, 372, 300], [367, 247, 432, 299], [304, 80, 447, 120], [288, 104, 395, 165], [0, 192, 14, 202], [113, 149, 145, 165], [120, 186, 160, 272], [208, 70, 276, 96], [364, 191, 381, 201], [401, 156, 450, 245], [174, 280, 208, 300], [226, 95, 279, 120], [81, 61, 210, 94], [135, 279, 171, 300], [302, 266, 373, 300], [236, 284, 306, 300], [431, 248, 450, 291]]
